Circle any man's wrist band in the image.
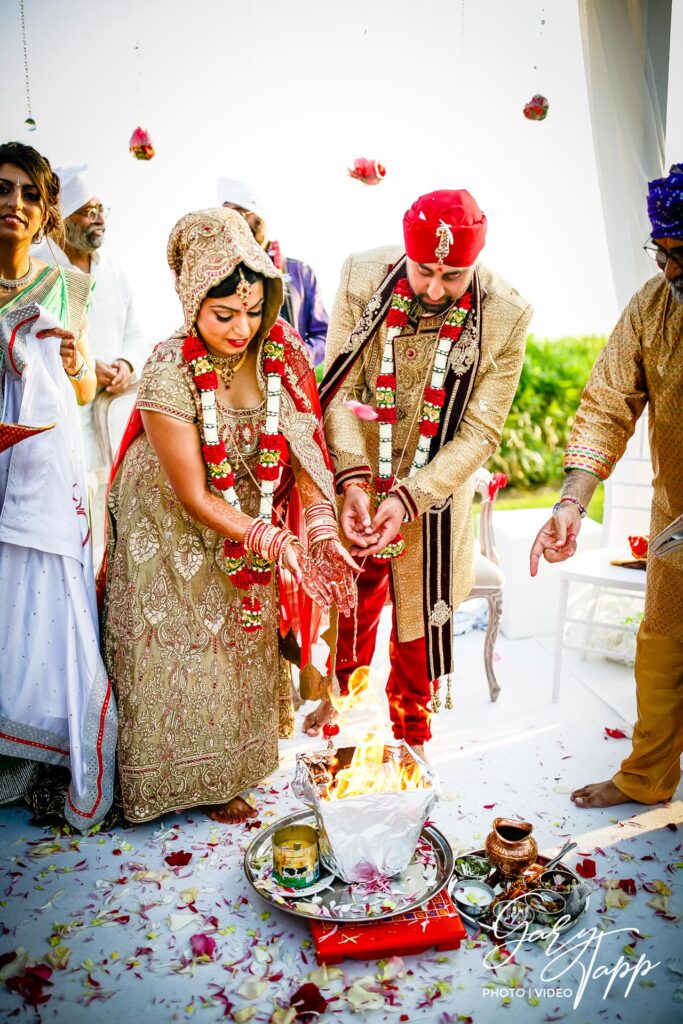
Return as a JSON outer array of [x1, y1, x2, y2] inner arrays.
[[553, 495, 587, 518], [341, 478, 371, 495]]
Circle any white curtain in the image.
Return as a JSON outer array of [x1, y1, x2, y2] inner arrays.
[[578, 0, 670, 310]]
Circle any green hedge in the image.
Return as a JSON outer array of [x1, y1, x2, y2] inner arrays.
[[488, 334, 606, 488]]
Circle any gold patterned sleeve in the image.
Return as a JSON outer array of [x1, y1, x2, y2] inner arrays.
[[563, 294, 647, 481], [393, 305, 531, 518], [136, 347, 197, 424], [323, 256, 373, 490]]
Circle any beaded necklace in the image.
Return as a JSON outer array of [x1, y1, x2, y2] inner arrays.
[[181, 323, 287, 631], [374, 278, 472, 560]]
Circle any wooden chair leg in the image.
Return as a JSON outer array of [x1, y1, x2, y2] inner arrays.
[[484, 591, 503, 702]]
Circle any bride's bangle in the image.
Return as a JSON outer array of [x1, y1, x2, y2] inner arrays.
[[304, 501, 339, 547]]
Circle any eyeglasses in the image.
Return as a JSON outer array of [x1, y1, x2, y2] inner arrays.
[[643, 240, 683, 272], [76, 205, 109, 222]]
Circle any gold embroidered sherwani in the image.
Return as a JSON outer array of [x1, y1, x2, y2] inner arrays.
[[324, 246, 533, 644], [565, 274, 683, 644], [564, 274, 683, 802]]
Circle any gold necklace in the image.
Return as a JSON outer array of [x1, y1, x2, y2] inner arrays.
[[210, 349, 248, 389]]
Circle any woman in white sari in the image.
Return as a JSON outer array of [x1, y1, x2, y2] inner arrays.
[[0, 142, 117, 830]]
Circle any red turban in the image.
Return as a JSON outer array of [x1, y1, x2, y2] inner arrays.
[[403, 189, 487, 267]]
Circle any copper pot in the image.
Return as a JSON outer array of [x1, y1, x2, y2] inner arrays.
[[485, 818, 538, 879]]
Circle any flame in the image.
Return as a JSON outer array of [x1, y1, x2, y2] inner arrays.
[[325, 666, 427, 800]]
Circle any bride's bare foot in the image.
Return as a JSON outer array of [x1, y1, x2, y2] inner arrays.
[[571, 780, 633, 808], [302, 698, 337, 737], [206, 797, 258, 824], [410, 743, 428, 765]]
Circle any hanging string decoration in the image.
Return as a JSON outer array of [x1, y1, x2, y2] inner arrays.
[[129, 126, 155, 160], [19, 0, 36, 131], [348, 158, 386, 185], [523, 8, 549, 121], [129, 41, 155, 159]]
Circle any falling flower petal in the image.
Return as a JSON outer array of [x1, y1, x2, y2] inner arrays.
[[605, 727, 628, 739], [342, 399, 379, 421]]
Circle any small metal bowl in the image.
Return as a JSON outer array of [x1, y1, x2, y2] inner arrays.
[[451, 879, 495, 918], [453, 855, 491, 880], [526, 889, 568, 924], [538, 869, 578, 893], [490, 898, 535, 933]]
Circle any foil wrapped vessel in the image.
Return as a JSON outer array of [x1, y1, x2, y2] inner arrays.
[[292, 742, 439, 883]]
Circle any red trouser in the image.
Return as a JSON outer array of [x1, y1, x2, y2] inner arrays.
[[336, 556, 434, 745]]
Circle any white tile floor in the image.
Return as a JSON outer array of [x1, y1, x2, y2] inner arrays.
[[0, 614, 681, 1024]]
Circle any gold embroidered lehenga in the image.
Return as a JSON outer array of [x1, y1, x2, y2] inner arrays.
[[102, 209, 344, 822]]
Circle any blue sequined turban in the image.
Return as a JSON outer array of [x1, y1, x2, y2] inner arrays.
[[647, 163, 683, 239]]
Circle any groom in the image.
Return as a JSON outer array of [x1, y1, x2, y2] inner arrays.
[[309, 189, 532, 756]]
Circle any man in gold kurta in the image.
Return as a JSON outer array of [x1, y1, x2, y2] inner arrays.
[[307, 190, 532, 755], [531, 163, 683, 807]]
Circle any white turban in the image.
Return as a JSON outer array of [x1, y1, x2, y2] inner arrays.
[[55, 164, 96, 218], [216, 177, 265, 219]]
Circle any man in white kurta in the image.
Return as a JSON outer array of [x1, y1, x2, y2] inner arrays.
[[0, 304, 117, 829], [34, 165, 149, 473]]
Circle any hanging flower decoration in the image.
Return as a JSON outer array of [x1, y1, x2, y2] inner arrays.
[[129, 126, 155, 160], [182, 325, 288, 632], [523, 94, 549, 121], [348, 158, 386, 185], [373, 278, 473, 561]]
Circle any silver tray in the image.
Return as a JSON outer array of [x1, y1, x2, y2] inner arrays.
[[449, 849, 590, 940], [244, 809, 454, 923]]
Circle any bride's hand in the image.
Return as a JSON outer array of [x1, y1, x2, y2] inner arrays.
[[306, 539, 360, 617], [280, 540, 303, 585]]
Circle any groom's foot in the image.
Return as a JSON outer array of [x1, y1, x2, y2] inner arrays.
[[570, 780, 633, 808]]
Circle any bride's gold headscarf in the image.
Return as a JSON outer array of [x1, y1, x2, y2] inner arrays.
[[167, 207, 284, 336]]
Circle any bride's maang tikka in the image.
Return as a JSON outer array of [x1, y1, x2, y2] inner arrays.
[[236, 266, 251, 309]]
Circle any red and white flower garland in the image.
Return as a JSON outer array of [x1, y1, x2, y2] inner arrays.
[[374, 278, 472, 560], [181, 326, 287, 632]]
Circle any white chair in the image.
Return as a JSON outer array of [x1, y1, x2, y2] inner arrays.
[[552, 414, 651, 701], [468, 468, 505, 702], [92, 385, 139, 465]]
